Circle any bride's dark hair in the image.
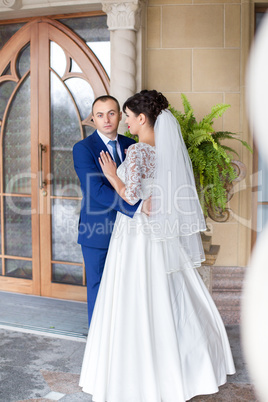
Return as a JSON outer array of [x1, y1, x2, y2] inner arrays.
[[123, 90, 169, 127]]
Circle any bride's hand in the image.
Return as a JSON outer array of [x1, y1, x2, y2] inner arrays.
[[99, 151, 117, 178]]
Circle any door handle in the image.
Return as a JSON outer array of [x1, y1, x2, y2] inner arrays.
[[39, 143, 47, 189]]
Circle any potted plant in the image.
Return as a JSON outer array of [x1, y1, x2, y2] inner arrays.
[[126, 94, 252, 221], [168, 94, 252, 221]]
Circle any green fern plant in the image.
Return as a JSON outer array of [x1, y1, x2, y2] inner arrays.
[[125, 93, 252, 217], [169, 94, 252, 216]]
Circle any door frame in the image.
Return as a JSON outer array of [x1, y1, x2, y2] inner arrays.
[[0, 15, 109, 300]]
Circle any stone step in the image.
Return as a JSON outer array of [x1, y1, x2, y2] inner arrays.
[[213, 266, 245, 275], [213, 291, 241, 307], [213, 274, 244, 291], [213, 266, 245, 289], [214, 307, 241, 325], [211, 266, 246, 325], [212, 294, 242, 325]]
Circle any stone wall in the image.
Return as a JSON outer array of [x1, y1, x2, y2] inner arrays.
[[145, 0, 254, 267], [0, 0, 257, 268]]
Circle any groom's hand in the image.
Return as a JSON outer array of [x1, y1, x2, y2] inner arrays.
[[142, 197, 152, 216]]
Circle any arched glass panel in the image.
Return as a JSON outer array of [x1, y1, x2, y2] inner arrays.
[[17, 43, 30, 78], [51, 69, 83, 282], [50, 71, 82, 197], [70, 59, 82, 73], [50, 41, 67, 78], [65, 77, 94, 120], [3, 76, 31, 194], [1, 62, 11, 76], [0, 81, 16, 120]]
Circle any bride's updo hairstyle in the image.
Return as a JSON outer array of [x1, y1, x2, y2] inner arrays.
[[123, 89, 169, 127]]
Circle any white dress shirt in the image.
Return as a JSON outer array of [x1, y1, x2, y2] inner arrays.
[[97, 130, 123, 162]]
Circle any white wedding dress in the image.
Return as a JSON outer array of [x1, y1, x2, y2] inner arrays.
[[79, 142, 235, 402]]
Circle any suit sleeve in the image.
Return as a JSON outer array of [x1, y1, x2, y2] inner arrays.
[[73, 141, 140, 217]]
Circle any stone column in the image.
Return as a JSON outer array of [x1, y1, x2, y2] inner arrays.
[[102, 0, 143, 133]]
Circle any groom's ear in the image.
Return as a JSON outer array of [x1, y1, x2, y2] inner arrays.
[[119, 111, 122, 121]]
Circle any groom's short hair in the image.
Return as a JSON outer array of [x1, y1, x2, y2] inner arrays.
[[92, 95, 120, 113]]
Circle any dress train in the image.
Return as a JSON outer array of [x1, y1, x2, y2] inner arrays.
[[79, 213, 235, 402]]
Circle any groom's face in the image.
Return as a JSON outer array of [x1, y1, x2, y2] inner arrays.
[[92, 99, 122, 139]]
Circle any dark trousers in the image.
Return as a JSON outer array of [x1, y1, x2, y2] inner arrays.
[[81, 245, 108, 326]]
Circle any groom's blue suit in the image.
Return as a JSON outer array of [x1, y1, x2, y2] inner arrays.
[[73, 130, 140, 324]]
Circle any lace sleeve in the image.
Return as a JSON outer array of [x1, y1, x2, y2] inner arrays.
[[124, 144, 142, 205]]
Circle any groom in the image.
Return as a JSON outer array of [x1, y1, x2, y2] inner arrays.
[[73, 95, 145, 325]]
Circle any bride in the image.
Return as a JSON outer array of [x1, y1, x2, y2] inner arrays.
[[79, 90, 235, 401]]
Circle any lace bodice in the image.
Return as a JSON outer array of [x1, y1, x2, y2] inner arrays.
[[117, 142, 155, 205]]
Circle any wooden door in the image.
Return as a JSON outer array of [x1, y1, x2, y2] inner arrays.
[[0, 17, 109, 300]]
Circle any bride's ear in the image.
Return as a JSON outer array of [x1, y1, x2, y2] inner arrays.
[[139, 113, 146, 125]]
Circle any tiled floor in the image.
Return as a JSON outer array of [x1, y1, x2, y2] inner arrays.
[[0, 291, 88, 338], [0, 291, 258, 402]]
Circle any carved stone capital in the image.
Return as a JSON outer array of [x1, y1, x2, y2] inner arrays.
[[0, 0, 17, 8], [102, 1, 142, 31]]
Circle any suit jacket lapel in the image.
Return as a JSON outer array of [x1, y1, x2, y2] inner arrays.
[[89, 131, 113, 186], [91, 131, 110, 162]]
